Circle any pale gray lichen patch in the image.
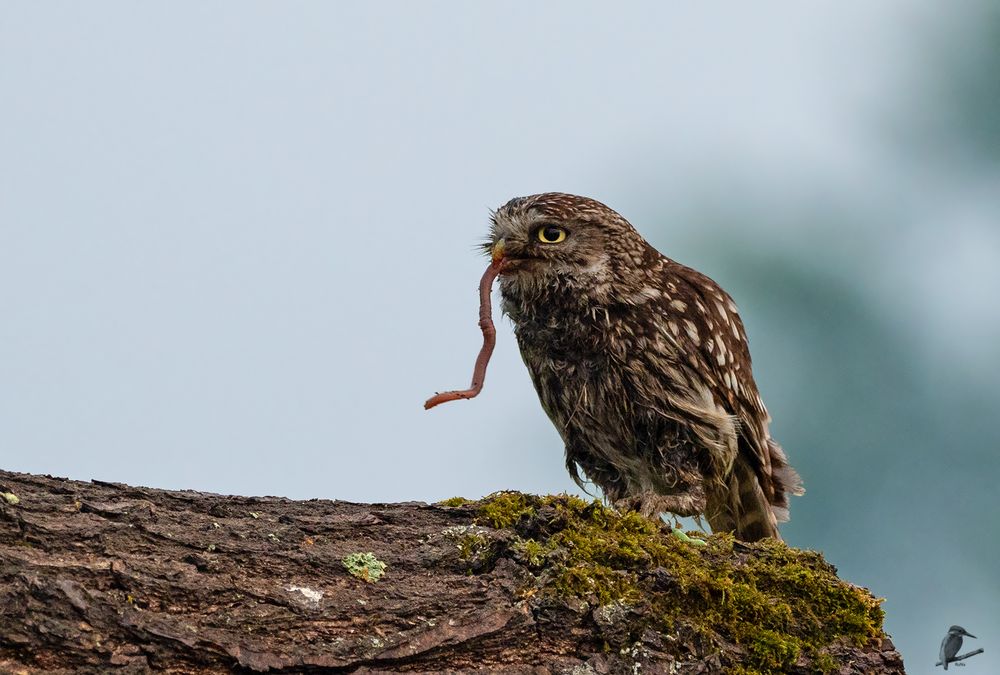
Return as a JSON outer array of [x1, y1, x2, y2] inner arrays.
[[441, 524, 490, 538], [342, 552, 387, 583], [286, 584, 324, 606]]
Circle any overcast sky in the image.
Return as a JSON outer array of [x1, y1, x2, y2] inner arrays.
[[0, 1, 929, 497]]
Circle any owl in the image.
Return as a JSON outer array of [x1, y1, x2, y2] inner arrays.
[[487, 193, 802, 541]]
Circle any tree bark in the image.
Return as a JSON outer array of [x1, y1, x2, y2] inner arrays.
[[0, 469, 904, 674]]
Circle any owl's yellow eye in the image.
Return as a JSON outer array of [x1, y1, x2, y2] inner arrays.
[[536, 225, 568, 244]]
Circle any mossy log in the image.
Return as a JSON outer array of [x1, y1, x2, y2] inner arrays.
[[0, 469, 904, 674]]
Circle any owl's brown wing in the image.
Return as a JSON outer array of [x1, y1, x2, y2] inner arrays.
[[653, 261, 765, 435], [652, 260, 801, 535]]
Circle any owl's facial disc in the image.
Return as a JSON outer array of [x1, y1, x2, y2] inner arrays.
[[489, 221, 601, 280], [487, 193, 634, 288], [489, 232, 562, 270], [490, 230, 565, 275]]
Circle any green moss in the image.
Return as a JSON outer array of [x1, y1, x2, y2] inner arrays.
[[471, 492, 885, 674], [553, 564, 638, 605], [741, 627, 800, 671], [341, 552, 387, 583], [452, 530, 506, 574], [477, 491, 537, 529], [511, 537, 547, 567], [811, 650, 839, 674], [438, 496, 472, 507], [457, 533, 488, 560]]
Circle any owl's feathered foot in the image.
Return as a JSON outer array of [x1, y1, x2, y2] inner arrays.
[[612, 489, 709, 546], [612, 486, 706, 520]]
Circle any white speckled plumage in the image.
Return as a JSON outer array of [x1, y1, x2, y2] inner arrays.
[[487, 193, 802, 541]]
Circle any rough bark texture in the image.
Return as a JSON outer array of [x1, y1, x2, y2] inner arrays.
[[0, 470, 904, 674]]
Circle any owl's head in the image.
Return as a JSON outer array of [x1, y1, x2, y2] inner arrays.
[[485, 193, 647, 293]]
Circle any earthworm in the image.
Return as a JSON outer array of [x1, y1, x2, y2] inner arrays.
[[424, 261, 501, 410]]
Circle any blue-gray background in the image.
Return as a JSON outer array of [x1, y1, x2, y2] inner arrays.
[[2, 2, 997, 671]]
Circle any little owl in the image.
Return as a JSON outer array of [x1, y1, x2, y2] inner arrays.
[[487, 193, 802, 541]]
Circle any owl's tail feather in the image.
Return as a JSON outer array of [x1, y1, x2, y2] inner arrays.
[[766, 438, 804, 523], [707, 439, 804, 542], [706, 459, 780, 541]]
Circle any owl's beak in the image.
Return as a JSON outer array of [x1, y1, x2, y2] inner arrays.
[[491, 238, 506, 265]]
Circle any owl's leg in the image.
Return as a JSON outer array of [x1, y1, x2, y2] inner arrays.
[[655, 490, 707, 519], [612, 483, 706, 518], [613, 485, 709, 546]]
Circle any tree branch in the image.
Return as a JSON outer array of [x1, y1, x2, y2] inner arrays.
[[0, 469, 905, 673]]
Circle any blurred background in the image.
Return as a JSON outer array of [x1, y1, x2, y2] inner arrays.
[[1, 2, 997, 671]]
